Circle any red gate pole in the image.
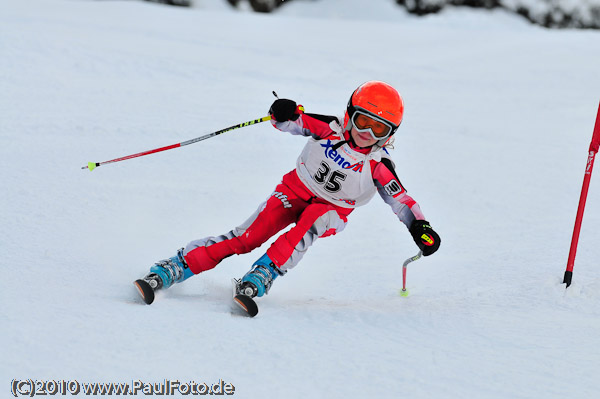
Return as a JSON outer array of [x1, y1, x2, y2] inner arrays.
[[564, 102, 600, 287]]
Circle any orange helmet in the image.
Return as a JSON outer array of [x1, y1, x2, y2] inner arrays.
[[344, 81, 404, 145]]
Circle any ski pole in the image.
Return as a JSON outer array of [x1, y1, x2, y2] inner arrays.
[[400, 250, 423, 297], [81, 115, 272, 171], [563, 101, 600, 287]]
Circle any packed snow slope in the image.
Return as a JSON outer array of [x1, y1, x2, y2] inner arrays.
[[2, 1, 600, 398]]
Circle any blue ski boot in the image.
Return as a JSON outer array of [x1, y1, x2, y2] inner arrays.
[[237, 253, 285, 298], [134, 248, 193, 304]]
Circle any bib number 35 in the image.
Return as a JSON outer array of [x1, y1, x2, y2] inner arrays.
[[313, 161, 347, 193]]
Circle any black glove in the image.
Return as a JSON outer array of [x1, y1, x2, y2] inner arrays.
[[269, 99, 300, 122], [409, 220, 441, 256]]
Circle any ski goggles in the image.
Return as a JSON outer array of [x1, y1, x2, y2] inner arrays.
[[351, 109, 396, 140]]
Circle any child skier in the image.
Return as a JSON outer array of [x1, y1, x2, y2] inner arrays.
[[134, 81, 441, 309]]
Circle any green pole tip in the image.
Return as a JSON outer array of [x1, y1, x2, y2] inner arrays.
[[399, 289, 410, 297], [88, 162, 97, 171]]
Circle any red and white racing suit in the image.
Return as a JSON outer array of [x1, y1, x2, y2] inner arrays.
[[182, 112, 426, 274]]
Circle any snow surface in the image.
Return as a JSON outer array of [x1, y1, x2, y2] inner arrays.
[[2, 0, 600, 398]]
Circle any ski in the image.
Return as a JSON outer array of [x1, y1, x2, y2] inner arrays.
[[134, 276, 258, 316], [232, 278, 259, 317], [134, 278, 160, 305]]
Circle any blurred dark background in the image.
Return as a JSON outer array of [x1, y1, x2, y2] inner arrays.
[[142, 0, 600, 29]]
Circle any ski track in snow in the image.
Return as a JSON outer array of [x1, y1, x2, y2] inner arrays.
[[2, 1, 600, 398]]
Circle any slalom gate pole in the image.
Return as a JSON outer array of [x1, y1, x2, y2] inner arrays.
[[81, 115, 272, 171], [564, 101, 600, 287], [400, 250, 422, 297]]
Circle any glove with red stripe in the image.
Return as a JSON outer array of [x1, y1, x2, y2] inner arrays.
[[409, 220, 441, 256], [269, 99, 302, 122]]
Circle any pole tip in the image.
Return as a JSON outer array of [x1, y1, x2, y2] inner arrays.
[[563, 270, 573, 288], [87, 162, 97, 171]]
